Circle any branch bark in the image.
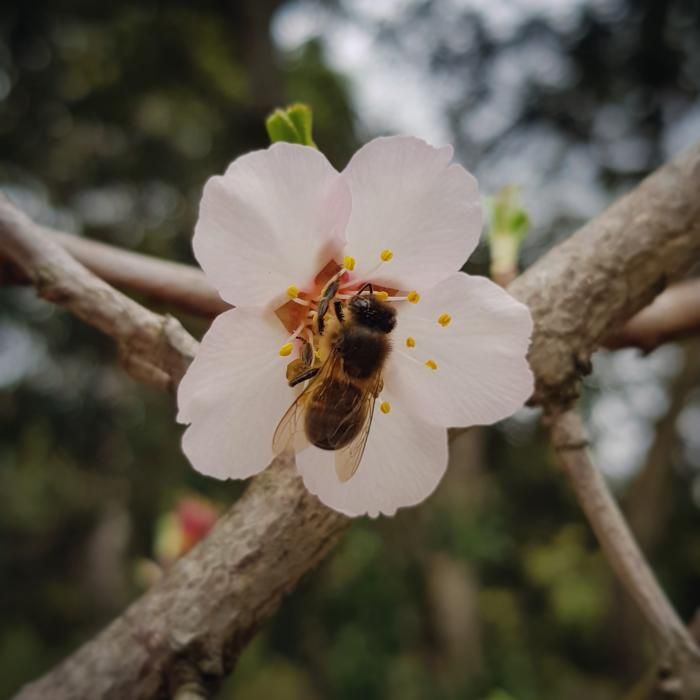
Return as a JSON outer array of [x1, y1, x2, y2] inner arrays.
[[7, 143, 700, 699], [2, 220, 698, 351], [0, 195, 198, 390], [551, 411, 700, 695]]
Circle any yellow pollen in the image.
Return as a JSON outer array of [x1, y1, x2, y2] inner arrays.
[[343, 255, 356, 271], [407, 291, 420, 304], [380, 249, 394, 262], [405, 336, 416, 348], [380, 401, 392, 414], [375, 291, 389, 301], [278, 342, 294, 357], [425, 359, 438, 370], [437, 313, 452, 327], [286, 285, 299, 299]]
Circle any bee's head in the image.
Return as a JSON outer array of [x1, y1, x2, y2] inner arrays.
[[348, 294, 397, 333]]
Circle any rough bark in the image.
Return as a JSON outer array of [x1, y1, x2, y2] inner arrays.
[[6, 143, 700, 699], [509, 143, 700, 408]]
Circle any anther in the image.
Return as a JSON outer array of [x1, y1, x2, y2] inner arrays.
[[286, 285, 300, 299], [425, 359, 438, 370], [380, 249, 394, 262], [407, 291, 420, 304], [278, 343, 294, 357], [343, 255, 356, 271], [375, 291, 389, 301], [405, 336, 416, 348], [380, 401, 392, 414], [437, 313, 452, 327]]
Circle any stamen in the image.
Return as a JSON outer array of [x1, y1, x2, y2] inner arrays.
[[278, 323, 305, 357], [375, 291, 389, 301], [379, 400, 392, 414], [287, 285, 300, 299], [380, 249, 394, 262], [343, 255, 356, 271], [405, 336, 416, 348], [407, 291, 420, 304], [437, 313, 452, 327], [291, 297, 310, 306], [425, 359, 438, 370]]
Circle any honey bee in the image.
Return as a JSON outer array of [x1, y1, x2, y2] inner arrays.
[[273, 283, 397, 482]]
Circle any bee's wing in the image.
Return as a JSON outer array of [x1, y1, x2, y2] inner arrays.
[[334, 375, 381, 483], [272, 389, 312, 456], [272, 351, 341, 457]]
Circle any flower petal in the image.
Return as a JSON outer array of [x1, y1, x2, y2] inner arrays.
[[194, 143, 351, 307], [386, 273, 533, 427], [177, 307, 294, 479], [341, 136, 482, 290], [295, 388, 448, 517]]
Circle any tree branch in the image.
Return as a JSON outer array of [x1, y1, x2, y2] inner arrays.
[[0, 194, 198, 390], [7, 143, 700, 699], [2, 220, 698, 351], [551, 410, 700, 695], [603, 278, 700, 353]]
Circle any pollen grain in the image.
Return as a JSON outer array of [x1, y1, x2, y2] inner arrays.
[[437, 313, 452, 327], [425, 359, 438, 370], [405, 336, 416, 348]]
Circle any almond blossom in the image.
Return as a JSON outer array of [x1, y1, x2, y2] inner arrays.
[[177, 136, 533, 517]]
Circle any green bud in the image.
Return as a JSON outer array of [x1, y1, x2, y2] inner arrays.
[[265, 103, 316, 147], [487, 185, 532, 285]]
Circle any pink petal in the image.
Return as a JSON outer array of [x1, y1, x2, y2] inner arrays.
[[295, 390, 448, 517], [194, 143, 351, 307], [341, 136, 481, 290], [177, 308, 294, 480], [386, 273, 533, 427]]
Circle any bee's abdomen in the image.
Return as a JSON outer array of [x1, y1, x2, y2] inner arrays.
[[306, 380, 364, 450]]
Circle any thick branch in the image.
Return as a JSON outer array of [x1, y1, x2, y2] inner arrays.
[[8, 144, 700, 699], [0, 195, 197, 390], [551, 411, 700, 695], [510, 143, 700, 407]]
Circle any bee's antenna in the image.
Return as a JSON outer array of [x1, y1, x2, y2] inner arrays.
[[357, 282, 374, 296]]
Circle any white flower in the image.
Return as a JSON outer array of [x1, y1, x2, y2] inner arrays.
[[177, 136, 533, 517]]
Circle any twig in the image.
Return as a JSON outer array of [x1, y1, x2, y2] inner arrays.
[[2, 222, 699, 353], [603, 279, 700, 353], [550, 410, 700, 692], [0, 194, 197, 389]]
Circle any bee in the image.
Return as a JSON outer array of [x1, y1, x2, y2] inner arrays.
[[273, 283, 397, 482]]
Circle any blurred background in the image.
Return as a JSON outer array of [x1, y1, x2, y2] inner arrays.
[[1, 1, 700, 698]]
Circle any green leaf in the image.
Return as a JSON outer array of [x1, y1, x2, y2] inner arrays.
[[265, 103, 316, 147]]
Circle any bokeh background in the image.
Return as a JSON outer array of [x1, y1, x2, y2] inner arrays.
[[2, 1, 700, 698]]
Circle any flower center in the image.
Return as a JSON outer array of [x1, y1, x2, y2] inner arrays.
[[273, 251, 420, 372]]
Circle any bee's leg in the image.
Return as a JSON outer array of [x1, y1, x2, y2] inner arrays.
[[288, 366, 320, 388], [316, 299, 328, 335], [334, 300, 345, 322], [374, 378, 384, 398], [301, 339, 314, 368]]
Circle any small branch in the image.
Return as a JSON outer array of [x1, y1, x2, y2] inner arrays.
[[550, 410, 700, 696], [603, 278, 700, 353], [0, 194, 197, 389]]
